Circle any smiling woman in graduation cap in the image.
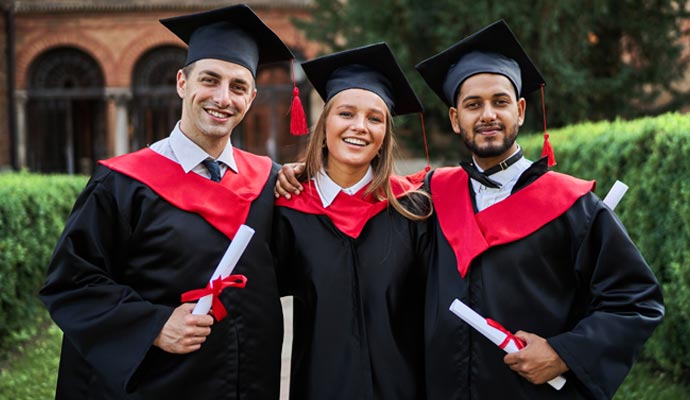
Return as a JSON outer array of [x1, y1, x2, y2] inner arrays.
[[273, 42, 432, 400]]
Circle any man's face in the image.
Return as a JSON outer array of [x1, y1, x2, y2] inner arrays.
[[449, 73, 525, 160], [177, 58, 257, 143]]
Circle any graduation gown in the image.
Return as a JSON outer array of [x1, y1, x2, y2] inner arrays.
[[424, 159, 664, 400], [39, 148, 283, 400], [273, 177, 430, 400]]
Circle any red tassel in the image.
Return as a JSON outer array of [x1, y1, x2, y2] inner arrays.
[[539, 85, 556, 167], [290, 86, 309, 136], [541, 131, 557, 167]]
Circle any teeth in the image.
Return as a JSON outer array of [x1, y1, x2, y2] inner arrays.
[[207, 109, 229, 118], [343, 138, 367, 146]]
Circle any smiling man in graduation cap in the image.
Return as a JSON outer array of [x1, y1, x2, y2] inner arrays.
[[416, 20, 664, 399], [40, 4, 294, 399]]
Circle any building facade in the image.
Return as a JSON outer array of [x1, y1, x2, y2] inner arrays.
[[0, 0, 320, 173]]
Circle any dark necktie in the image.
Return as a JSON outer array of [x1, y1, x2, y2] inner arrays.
[[460, 162, 502, 189], [460, 148, 524, 189], [202, 159, 222, 182]]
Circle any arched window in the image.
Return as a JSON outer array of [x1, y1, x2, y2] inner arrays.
[[130, 45, 185, 150], [26, 47, 106, 174]]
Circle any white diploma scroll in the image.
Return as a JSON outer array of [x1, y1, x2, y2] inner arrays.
[[449, 299, 567, 390], [192, 224, 255, 316], [602, 180, 628, 210]]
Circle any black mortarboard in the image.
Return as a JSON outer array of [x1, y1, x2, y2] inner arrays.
[[160, 4, 294, 77], [415, 19, 545, 107], [301, 42, 423, 116]]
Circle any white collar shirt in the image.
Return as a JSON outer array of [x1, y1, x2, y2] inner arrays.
[[471, 147, 532, 212], [313, 166, 374, 208], [148, 122, 238, 180]]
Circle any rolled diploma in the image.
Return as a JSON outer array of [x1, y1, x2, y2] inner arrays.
[[602, 180, 628, 210], [192, 224, 255, 316], [449, 299, 567, 390]]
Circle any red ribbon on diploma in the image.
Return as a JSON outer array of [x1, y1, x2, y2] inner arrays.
[[181, 274, 248, 321], [486, 318, 525, 350]]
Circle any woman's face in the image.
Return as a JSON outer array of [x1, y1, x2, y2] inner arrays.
[[325, 88, 388, 176]]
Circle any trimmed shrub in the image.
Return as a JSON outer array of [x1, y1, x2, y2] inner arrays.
[[520, 112, 690, 380], [0, 173, 87, 353]]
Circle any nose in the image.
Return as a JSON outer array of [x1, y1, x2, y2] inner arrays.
[[351, 114, 366, 132], [213, 86, 231, 108], [479, 103, 496, 122]]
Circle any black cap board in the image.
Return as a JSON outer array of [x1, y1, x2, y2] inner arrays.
[[160, 4, 294, 77], [301, 42, 423, 116], [415, 20, 545, 107]]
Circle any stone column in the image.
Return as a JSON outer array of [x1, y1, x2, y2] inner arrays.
[[14, 90, 27, 169], [106, 87, 132, 156]]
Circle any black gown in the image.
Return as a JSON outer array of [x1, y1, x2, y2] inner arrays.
[[273, 177, 430, 400], [424, 159, 664, 400], [39, 148, 283, 400]]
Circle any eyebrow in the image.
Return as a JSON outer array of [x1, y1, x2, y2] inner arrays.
[[461, 92, 512, 103], [197, 70, 252, 87], [335, 103, 386, 114], [198, 70, 222, 79]]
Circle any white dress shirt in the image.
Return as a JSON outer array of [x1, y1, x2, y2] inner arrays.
[[470, 146, 532, 212], [313, 166, 374, 208], [148, 122, 238, 180]]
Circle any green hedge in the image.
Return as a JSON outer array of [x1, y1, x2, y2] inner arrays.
[[520, 112, 690, 381], [0, 173, 87, 353]]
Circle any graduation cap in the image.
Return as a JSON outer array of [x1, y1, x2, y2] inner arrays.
[[301, 42, 423, 116], [160, 4, 308, 135], [302, 42, 431, 183], [415, 19, 544, 107], [160, 4, 294, 76], [415, 20, 555, 166]]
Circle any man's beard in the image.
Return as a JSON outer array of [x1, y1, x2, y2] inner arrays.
[[460, 123, 519, 158]]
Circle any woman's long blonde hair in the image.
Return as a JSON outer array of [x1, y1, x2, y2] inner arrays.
[[298, 96, 432, 221]]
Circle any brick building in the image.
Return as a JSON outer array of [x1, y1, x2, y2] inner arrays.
[[0, 0, 320, 173]]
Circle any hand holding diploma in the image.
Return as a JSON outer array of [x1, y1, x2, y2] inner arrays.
[[181, 224, 255, 321], [449, 299, 567, 390], [154, 303, 214, 354], [504, 330, 570, 386]]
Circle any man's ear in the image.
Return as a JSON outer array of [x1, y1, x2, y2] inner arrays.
[[176, 69, 186, 99], [517, 97, 526, 126], [245, 87, 258, 112], [449, 107, 461, 135]]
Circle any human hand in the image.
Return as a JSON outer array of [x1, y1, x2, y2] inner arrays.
[[153, 303, 214, 354], [503, 330, 569, 385], [274, 162, 305, 199]]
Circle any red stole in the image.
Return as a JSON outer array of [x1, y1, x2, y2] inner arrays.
[[99, 147, 273, 240], [431, 167, 595, 277], [275, 175, 422, 239]]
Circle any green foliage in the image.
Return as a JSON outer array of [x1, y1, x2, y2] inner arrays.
[[0, 173, 87, 356], [520, 112, 690, 381], [0, 310, 61, 400], [294, 0, 690, 158], [615, 361, 690, 399]]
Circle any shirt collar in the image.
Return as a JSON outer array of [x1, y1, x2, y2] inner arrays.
[[170, 122, 238, 173], [470, 145, 530, 190], [314, 166, 374, 208]]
